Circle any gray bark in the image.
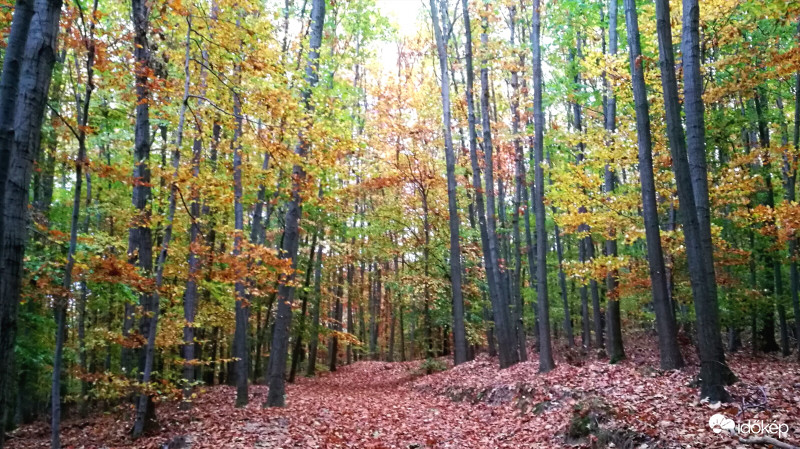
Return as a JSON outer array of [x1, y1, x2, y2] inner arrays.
[[0, 0, 62, 442], [623, 0, 684, 370], [480, 12, 518, 368], [531, 0, 555, 372], [266, 0, 325, 407], [430, 0, 467, 365]]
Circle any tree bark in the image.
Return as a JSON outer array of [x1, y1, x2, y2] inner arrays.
[[0, 0, 61, 439], [306, 243, 324, 377], [531, 0, 555, 373], [656, 0, 731, 400], [623, 0, 684, 370], [480, 10, 518, 368], [266, 0, 325, 407], [430, 0, 468, 366]]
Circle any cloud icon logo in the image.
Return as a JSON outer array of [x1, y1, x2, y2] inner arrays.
[[709, 414, 735, 434]]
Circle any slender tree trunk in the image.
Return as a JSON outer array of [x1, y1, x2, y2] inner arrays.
[[481, 10, 518, 368], [509, 6, 527, 361], [623, 0, 684, 370], [182, 15, 206, 405], [531, 0, 555, 372], [553, 221, 573, 347], [52, 7, 97, 444], [460, 0, 505, 365], [289, 229, 319, 382], [430, 0, 467, 366], [306, 243, 324, 377], [329, 267, 344, 372], [777, 95, 794, 357], [793, 35, 800, 359], [266, 0, 325, 407]]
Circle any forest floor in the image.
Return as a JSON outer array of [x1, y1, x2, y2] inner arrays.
[[6, 338, 800, 449]]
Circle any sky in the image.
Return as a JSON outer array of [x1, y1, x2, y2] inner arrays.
[[374, 0, 428, 71]]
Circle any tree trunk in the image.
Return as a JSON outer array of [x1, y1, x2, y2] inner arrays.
[[657, 0, 731, 401], [531, 0, 555, 373], [306, 243, 324, 377], [480, 10, 518, 368], [430, 0, 468, 366], [0, 0, 62, 438], [289, 229, 319, 382], [182, 16, 204, 407], [509, 6, 527, 361], [624, 0, 684, 370], [266, 0, 325, 407], [793, 34, 800, 359]]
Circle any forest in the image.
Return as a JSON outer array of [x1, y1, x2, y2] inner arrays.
[[0, 0, 799, 446]]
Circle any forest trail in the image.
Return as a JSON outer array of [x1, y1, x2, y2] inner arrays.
[[7, 348, 800, 449]]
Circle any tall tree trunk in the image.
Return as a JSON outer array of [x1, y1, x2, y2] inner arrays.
[[0, 0, 61, 438], [480, 9, 518, 368], [531, 0, 555, 373], [134, 5, 192, 434], [266, 0, 325, 407], [623, 0, 684, 370], [656, 0, 731, 401], [231, 14, 250, 408], [430, 0, 467, 366], [753, 92, 782, 353], [776, 95, 793, 357], [793, 31, 800, 359], [52, 6, 97, 444], [509, 5, 527, 362], [182, 16, 204, 406], [460, 0, 504, 367], [122, 0, 155, 380], [569, 37, 590, 350]]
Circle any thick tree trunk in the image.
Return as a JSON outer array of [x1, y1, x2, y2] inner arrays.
[[623, 0, 684, 370], [656, 0, 731, 401], [266, 0, 325, 407], [0, 0, 61, 439], [122, 0, 155, 380]]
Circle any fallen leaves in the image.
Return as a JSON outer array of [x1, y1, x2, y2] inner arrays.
[[6, 338, 800, 448]]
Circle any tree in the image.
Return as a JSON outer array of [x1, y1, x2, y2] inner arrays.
[[622, 0, 684, 370], [429, 0, 467, 366], [0, 0, 63, 441], [531, 0, 554, 373], [655, 0, 732, 401], [266, 0, 326, 407]]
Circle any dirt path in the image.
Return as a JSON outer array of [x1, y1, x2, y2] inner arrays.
[[7, 361, 545, 449]]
